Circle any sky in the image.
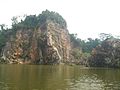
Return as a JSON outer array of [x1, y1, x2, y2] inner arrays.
[[0, 0, 120, 40]]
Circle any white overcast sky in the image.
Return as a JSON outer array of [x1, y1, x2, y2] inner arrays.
[[0, 0, 120, 39]]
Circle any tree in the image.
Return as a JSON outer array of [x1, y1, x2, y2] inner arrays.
[[0, 24, 6, 31], [11, 16, 18, 25], [11, 10, 67, 29], [21, 15, 38, 28], [38, 9, 67, 28], [99, 33, 113, 41], [70, 34, 101, 53]]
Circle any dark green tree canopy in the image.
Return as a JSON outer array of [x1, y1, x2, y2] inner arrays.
[[70, 34, 101, 53], [38, 10, 67, 28], [13, 10, 67, 29]]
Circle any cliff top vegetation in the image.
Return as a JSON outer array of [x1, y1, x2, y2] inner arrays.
[[12, 10, 67, 29]]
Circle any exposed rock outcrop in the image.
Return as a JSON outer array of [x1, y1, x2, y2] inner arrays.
[[1, 21, 71, 64], [89, 38, 120, 67]]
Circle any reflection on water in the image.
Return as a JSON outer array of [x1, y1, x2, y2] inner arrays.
[[0, 64, 120, 90]]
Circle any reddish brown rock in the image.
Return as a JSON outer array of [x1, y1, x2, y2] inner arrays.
[[1, 21, 71, 64]]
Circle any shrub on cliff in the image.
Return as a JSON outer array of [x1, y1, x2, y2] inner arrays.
[[38, 10, 67, 28], [0, 25, 12, 53], [12, 10, 67, 29], [70, 34, 101, 53]]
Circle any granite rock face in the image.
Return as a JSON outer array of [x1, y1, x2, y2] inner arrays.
[[1, 21, 71, 64], [89, 38, 120, 67]]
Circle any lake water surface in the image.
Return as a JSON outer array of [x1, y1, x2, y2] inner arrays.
[[0, 64, 120, 90]]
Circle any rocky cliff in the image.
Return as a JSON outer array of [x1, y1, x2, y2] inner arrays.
[[0, 21, 71, 64], [89, 38, 120, 67]]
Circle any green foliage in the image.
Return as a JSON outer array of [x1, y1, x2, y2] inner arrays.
[[71, 48, 82, 59], [11, 16, 18, 25], [70, 34, 101, 65], [88, 38, 120, 68], [38, 10, 67, 28], [12, 10, 67, 29], [0, 29, 7, 52], [70, 34, 81, 47], [70, 34, 101, 53], [0, 24, 13, 53], [82, 38, 101, 53], [20, 15, 39, 28], [0, 24, 5, 30], [0, 33, 6, 49], [0, 24, 8, 30], [99, 33, 113, 41]]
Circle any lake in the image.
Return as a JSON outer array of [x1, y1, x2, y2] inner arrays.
[[0, 64, 120, 90]]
